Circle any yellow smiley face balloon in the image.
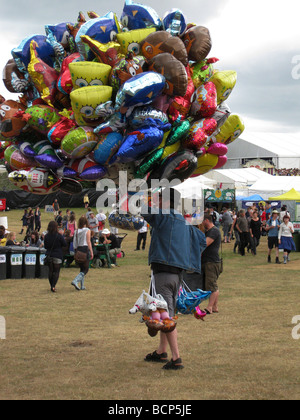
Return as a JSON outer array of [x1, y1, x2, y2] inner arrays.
[[192, 153, 219, 176], [215, 114, 245, 145], [70, 85, 113, 127], [116, 28, 156, 55], [69, 61, 112, 90], [210, 70, 237, 104]]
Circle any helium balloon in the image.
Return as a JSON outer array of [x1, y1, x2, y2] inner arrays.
[[168, 65, 195, 122], [93, 132, 123, 165], [0, 99, 27, 138], [206, 143, 228, 156], [108, 211, 145, 231], [33, 140, 63, 169], [148, 53, 188, 97], [61, 126, 99, 158], [116, 28, 156, 56], [210, 70, 237, 104], [213, 155, 228, 169], [2, 59, 31, 93], [162, 8, 187, 36], [184, 118, 217, 151], [140, 31, 188, 66], [80, 36, 122, 67], [129, 106, 169, 128], [134, 147, 164, 179], [121, 0, 161, 30], [12, 34, 55, 72], [67, 12, 87, 43], [192, 153, 219, 176], [69, 157, 107, 181], [115, 72, 166, 114], [56, 165, 78, 178], [94, 111, 127, 135], [190, 81, 217, 118], [57, 53, 81, 95], [116, 118, 171, 163], [18, 140, 36, 158], [161, 141, 181, 160], [45, 22, 73, 48], [191, 57, 219, 88], [211, 102, 231, 129], [165, 119, 191, 147], [47, 114, 77, 146], [8, 167, 62, 194], [215, 114, 245, 145], [21, 104, 60, 135], [27, 41, 59, 107], [70, 85, 113, 127], [79, 165, 107, 181], [182, 26, 212, 62], [109, 53, 144, 93], [75, 12, 121, 60], [69, 61, 111, 90], [4, 144, 36, 170], [147, 150, 198, 186]]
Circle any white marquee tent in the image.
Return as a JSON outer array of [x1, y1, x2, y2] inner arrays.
[[224, 132, 300, 169], [248, 176, 300, 199], [202, 168, 273, 192]]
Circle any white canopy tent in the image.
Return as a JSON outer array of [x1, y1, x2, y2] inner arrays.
[[173, 177, 214, 199], [224, 132, 300, 170], [202, 168, 273, 193], [249, 176, 300, 199]]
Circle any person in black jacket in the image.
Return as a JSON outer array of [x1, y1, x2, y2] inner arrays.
[[44, 221, 67, 293]]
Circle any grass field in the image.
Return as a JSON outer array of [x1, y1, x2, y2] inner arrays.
[[0, 208, 300, 400]]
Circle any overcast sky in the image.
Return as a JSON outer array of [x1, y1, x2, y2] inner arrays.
[[1, 0, 300, 134]]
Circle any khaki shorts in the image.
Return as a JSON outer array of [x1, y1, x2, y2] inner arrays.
[[203, 261, 222, 292]]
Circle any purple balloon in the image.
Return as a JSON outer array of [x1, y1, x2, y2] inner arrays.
[[79, 165, 107, 181], [56, 166, 78, 178], [35, 154, 64, 169]]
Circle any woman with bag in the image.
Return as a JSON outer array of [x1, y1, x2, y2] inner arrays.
[[44, 221, 67, 293], [71, 216, 93, 291]]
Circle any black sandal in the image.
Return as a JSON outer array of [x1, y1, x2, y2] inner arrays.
[[144, 350, 168, 363], [162, 358, 184, 370]]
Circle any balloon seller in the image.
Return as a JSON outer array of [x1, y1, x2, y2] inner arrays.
[[0, 1, 245, 368]]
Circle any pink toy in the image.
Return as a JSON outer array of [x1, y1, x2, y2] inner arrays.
[[194, 306, 207, 321]]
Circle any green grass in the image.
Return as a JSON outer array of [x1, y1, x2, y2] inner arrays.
[[0, 208, 300, 400]]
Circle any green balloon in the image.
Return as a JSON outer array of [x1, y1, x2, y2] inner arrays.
[[165, 120, 191, 147], [135, 148, 164, 179]]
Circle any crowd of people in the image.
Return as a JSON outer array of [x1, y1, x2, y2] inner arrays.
[[205, 203, 296, 264], [1, 192, 297, 371], [276, 168, 300, 176]]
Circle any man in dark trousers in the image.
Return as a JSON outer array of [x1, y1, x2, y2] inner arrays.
[[201, 213, 222, 315], [141, 188, 207, 370]]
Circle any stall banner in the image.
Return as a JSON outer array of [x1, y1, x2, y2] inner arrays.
[[204, 188, 235, 202]]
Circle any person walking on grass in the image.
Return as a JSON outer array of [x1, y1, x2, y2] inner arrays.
[[266, 210, 281, 264], [220, 207, 232, 243], [34, 207, 41, 232], [20, 209, 28, 235], [135, 219, 148, 251], [71, 216, 93, 291], [44, 221, 67, 293], [278, 214, 296, 264], [249, 210, 262, 255], [201, 213, 222, 315], [141, 188, 207, 370], [236, 209, 250, 256]]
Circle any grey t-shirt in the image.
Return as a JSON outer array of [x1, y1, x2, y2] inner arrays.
[[201, 226, 221, 263]]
